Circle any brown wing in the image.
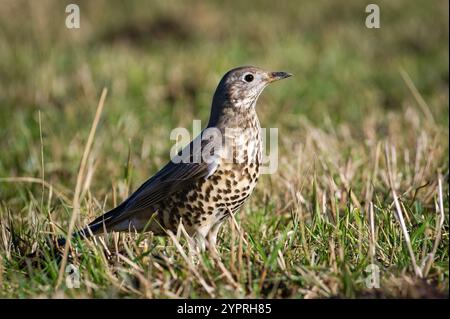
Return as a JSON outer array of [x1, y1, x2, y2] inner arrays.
[[84, 133, 220, 232]]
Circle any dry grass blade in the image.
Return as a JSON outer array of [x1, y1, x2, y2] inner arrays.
[[399, 68, 436, 126], [213, 254, 241, 290], [422, 176, 446, 276], [166, 231, 215, 296], [56, 88, 108, 289], [385, 143, 422, 278], [369, 201, 376, 264], [38, 111, 45, 209], [39, 111, 57, 236], [227, 207, 249, 246], [392, 188, 422, 277]]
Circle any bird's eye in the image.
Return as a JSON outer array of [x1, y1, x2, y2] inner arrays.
[[244, 74, 254, 82]]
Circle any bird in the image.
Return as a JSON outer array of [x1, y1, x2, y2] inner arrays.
[[62, 66, 291, 254]]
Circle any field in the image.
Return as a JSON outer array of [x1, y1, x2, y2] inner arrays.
[[0, 0, 448, 298]]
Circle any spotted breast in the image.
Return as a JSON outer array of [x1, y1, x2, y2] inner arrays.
[[153, 111, 262, 246]]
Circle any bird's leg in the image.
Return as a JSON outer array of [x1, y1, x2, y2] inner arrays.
[[188, 231, 206, 255], [184, 233, 202, 265], [207, 222, 223, 258], [195, 232, 206, 252]]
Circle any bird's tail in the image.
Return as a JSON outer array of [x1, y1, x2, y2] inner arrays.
[[56, 223, 102, 247], [56, 201, 127, 247]]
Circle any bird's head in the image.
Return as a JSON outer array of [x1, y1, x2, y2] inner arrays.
[[207, 66, 292, 127], [213, 66, 292, 109]]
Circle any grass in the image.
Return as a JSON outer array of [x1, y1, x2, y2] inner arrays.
[[0, 0, 448, 298]]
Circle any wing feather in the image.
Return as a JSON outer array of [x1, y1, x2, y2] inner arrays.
[[87, 133, 220, 229]]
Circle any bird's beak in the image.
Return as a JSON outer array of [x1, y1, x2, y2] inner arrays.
[[268, 71, 293, 83]]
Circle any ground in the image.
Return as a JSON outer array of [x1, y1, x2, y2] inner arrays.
[[0, 0, 448, 298]]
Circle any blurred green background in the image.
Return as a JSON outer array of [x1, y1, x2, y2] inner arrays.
[[0, 0, 448, 208], [0, 0, 448, 298]]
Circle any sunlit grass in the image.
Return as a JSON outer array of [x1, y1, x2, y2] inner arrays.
[[0, 0, 448, 298]]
